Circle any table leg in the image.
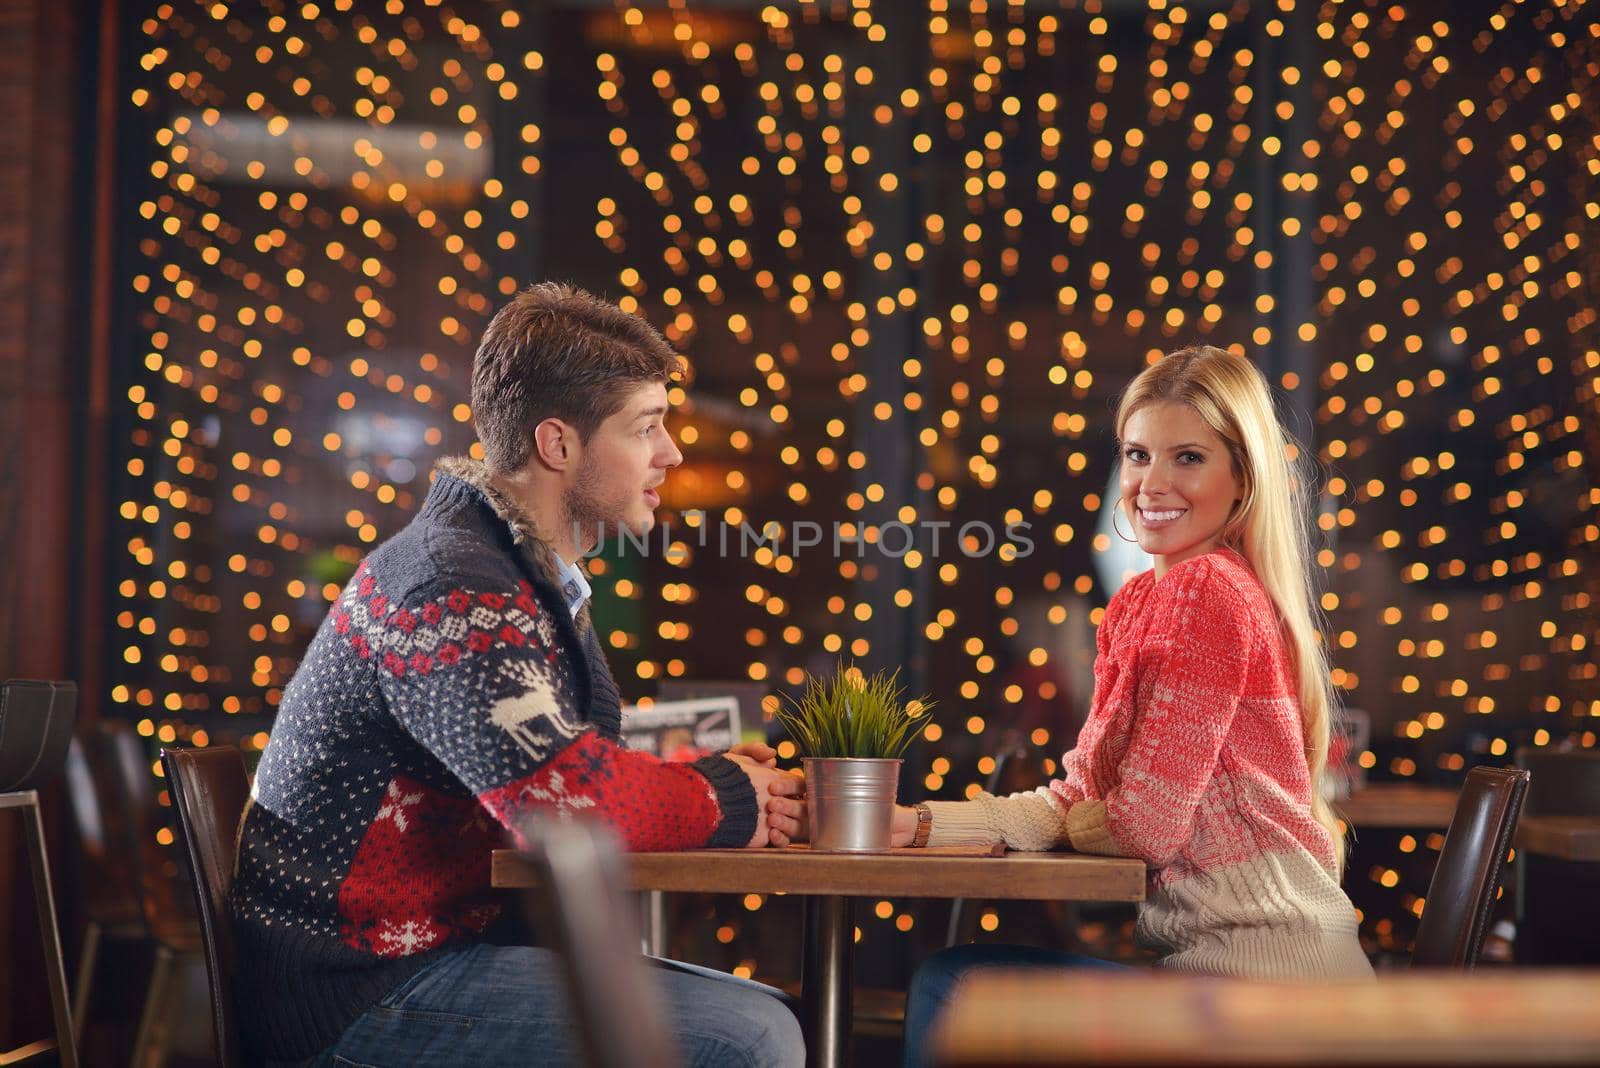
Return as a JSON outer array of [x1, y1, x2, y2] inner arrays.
[[801, 895, 853, 1068], [640, 889, 667, 957]]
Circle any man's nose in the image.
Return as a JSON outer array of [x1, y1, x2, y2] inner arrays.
[[660, 433, 684, 469]]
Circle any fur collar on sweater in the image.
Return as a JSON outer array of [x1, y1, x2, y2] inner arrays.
[[433, 456, 591, 630]]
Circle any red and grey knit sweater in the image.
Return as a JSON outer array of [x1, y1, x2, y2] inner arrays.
[[928, 547, 1373, 978], [230, 459, 758, 1061]]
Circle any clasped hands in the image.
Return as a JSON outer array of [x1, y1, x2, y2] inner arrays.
[[723, 744, 920, 848], [724, 742, 807, 848]]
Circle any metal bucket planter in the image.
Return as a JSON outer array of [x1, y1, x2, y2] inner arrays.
[[803, 757, 902, 852]]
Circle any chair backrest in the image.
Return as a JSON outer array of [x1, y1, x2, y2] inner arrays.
[[1515, 747, 1600, 818], [945, 742, 1039, 947], [64, 736, 110, 869], [0, 679, 77, 791], [519, 815, 678, 1068], [1411, 765, 1530, 968], [94, 723, 198, 932], [64, 732, 146, 929], [161, 746, 249, 1068]]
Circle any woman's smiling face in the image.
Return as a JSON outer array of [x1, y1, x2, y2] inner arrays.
[[1118, 401, 1244, 577]]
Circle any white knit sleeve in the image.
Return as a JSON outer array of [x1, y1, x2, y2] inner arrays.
[[923, 787, 1071, 851]]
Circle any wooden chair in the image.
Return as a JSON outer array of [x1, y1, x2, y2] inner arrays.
[[1411, 765, 1530, 968], [1513, 747, 1600, 964], [517, 814, 679, 1068], [0, 679, 79, 1068], [159, 746, 249, 1068]]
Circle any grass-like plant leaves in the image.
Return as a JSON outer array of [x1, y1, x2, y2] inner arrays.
[[775, 662, 936, 760]]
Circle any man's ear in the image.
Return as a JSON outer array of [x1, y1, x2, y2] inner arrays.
[[532, 418, 576, 471]]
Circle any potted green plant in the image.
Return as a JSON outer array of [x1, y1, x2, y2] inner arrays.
[[776, 663, 935, 852]]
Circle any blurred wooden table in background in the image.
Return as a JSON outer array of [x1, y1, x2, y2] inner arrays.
[[932, 970, 1600, 1066], [1338, 784, 1457, 828]]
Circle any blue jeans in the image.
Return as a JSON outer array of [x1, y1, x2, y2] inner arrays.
[[901, 943, 1132, 1068], [300, 943, 804, 1067]]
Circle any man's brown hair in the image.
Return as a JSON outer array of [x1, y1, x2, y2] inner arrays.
[[471, 282, 680, 471]]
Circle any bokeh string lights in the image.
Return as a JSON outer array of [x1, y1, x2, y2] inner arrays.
[[115, 0, 1596, 971], [117, 0, 538, 748], [1307, 1, 1600, 950]]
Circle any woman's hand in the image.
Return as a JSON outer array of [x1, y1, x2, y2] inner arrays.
[[890, 804, 920, 848], [766, 787, 806, 847], [768, 800, 921, 847]]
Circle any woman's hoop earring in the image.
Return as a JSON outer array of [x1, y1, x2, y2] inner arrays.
[[1111, 506, 1139, 544]]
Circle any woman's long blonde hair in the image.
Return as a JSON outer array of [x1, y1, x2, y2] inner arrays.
[[1116, 345, 1343, 871]]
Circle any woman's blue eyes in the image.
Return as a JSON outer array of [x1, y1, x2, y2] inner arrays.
[[1123, 448, 1203, 464]]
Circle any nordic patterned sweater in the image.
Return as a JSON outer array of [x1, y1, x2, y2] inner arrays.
[[230, 458, 759, 1061], [927, 547, 1374, 979]]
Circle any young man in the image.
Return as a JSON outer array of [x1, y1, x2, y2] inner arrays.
[[233, 283, 804, 1066]]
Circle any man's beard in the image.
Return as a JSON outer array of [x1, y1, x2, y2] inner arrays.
[[560, 455, 646, 549]]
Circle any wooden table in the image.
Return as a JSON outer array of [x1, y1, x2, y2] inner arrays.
[[1517, 815, 1600, 861], [1336, 784, 1458, 828], [931, 969, 1600, 1066], [493, 845, 1146, 1068]]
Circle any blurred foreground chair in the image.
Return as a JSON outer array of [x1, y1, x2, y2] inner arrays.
[[65, 722, 205, 1065], [518, 815, 678, 1068], [0, 679, 79, 1068], [1410, 765, 1530, 968], [1513, 747, 1600, 964], [160, 746, 249, 1068], [929, 969, 1600, 1067]]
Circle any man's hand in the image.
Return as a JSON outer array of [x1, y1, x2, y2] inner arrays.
[[725, 752, 804, 848]]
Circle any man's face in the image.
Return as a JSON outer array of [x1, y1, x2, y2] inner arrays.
[[562, 380, 682, 543]]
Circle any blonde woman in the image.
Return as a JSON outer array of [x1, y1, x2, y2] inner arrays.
[[772, 345, 1373, 1065]]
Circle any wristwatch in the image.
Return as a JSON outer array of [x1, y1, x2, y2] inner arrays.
[[910, 802, 933, 848]]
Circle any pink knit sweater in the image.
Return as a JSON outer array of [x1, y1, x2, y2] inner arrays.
[[927, 547, 1373, 978]]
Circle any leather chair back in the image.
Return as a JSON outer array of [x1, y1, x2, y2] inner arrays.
[[161, 746, 248, 1068], [519, 815, 678, 1068], [0, 680, 77, 791], [64, 731, 146, 930], [1412, 765, 1529, 968], [95, 724, 196, 933]]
